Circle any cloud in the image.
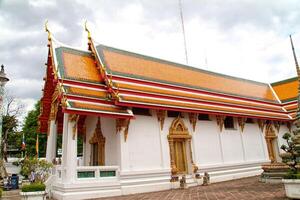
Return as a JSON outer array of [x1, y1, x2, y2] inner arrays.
[[1, 0, 300, 123]]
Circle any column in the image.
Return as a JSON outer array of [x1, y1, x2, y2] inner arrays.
[[61, 113, 78, 183], [117, 129, 130, 171], [46, 120, 57, 163]]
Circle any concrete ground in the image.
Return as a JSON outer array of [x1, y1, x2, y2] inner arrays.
[[97, 176, 288, 200]]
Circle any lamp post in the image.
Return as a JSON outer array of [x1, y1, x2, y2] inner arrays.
[[0, 64, 9, 160]]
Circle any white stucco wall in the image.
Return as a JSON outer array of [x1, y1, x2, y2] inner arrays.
[[193, 117, 223, 165], [82, 113, 289, 172], [242, 121, 267, 161], [125, 114, 162, 170], [220, 118, 244, 163]]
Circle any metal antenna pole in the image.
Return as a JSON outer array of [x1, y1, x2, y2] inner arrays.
[[178, 0, 188, 65]]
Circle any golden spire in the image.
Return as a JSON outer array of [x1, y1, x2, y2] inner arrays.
[[85, 20, 92, 40], [84, 20, 92, 51], [45, 20, 51, 41]]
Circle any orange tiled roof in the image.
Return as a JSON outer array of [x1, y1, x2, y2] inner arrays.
[[60, 83, 133, 118], [50, 44, 298, 120], [97, 45, 277, 102], [271, 77, 298, 103], [55, 47, 103, 84]]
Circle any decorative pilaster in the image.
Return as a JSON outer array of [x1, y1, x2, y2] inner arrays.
[[216, 115, 225, 132], [156, 110, 167, 130], [238, 117, 246, 132], [189, 113, 198, 132], [168, 138, 178, 177], [257, 119, 266, 132], [116, 118, 130, 142]]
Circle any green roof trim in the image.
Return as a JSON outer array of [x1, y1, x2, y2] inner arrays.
[[96, 44, 278, 103], [271, 76, 297, 86], [281, 97, 298, 103]]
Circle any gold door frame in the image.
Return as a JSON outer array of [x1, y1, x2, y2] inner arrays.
[[168, 117, 192, 176]]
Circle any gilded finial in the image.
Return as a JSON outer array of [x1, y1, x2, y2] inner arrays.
[[85, 20, 91, 39], [45, 20, 51, 41]]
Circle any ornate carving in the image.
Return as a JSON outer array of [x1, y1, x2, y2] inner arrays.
[[49, 101, 58, 121], [116, 118, 130, 141], [69, 114, 79, 140], [156, 110, 167, 130], [237, 117, 246, 132], [216, 115, 225, 132], [257, 119, 266, 132], [89, 117, 106, 166], [168, 138, 178, 176], [189, 113, 198, 132], [273, 121, 280, 132]]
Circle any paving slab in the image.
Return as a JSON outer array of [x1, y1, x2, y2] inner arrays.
[[95, 176, 288, 200]]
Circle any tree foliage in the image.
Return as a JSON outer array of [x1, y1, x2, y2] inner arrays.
[[22, 101, 47, 157], [280, 122, 300, 179], [1, 93, 24, 161]]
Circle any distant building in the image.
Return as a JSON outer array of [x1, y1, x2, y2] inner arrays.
[[39, 28, 297, 200]]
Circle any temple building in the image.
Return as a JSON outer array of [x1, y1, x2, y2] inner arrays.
[[39, 26, 298, 200]]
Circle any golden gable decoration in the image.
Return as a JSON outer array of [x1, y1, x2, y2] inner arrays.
[[238, 117, 246, 132], [189, 113, 198, 132], [156, 110, 167, 130], [116, 118, 130, 142], [216, 115, 225, 132]]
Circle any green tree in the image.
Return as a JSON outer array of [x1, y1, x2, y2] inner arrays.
[[1, 94, 23, 161], [22, 101, 47, 157]]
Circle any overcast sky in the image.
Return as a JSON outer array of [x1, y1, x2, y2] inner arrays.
[[1, 0, 300, 122]]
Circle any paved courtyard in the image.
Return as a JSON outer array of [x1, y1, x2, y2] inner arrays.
[[98, 176, 288, 200]]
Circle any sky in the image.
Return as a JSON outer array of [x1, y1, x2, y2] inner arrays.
[[0, 0, 300, 123]]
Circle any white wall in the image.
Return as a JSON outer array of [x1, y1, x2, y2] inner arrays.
[[126, 115, 162, 170], [221, 118, 244, 163], [193, 116, 223, 165], [242, 121, 267, 162]]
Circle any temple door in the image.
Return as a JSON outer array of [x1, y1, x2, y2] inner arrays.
[[174, 139, 187, 173], [168, 117, 192, 175]]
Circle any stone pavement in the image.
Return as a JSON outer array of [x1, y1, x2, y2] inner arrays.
[[98, 176, 288, 200], [1, 189, 21, 200]]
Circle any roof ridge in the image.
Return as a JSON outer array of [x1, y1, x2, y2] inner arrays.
[[96, 44, 270, 86]]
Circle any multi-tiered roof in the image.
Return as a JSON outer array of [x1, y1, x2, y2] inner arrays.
[[38, 25, 298, 134]]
